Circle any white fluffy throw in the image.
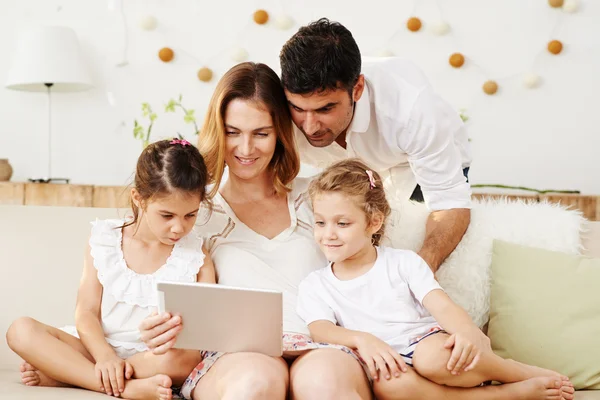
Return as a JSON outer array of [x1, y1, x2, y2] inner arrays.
[[382, 197, 585, 328]]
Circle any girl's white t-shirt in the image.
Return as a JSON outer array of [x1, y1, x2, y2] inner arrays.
[[297, 246, 443, 352], [196, 177, 327, 335]]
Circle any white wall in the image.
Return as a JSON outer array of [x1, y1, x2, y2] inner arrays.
[[1, 0, 599, 193]]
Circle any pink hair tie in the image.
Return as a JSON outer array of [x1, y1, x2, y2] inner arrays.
[[366, 170, 376, 189], [170, 138, 191, 147]]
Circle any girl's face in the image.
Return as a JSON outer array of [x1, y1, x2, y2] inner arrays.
[[312, 191, 380, 263], [135, 190, 201, 245], [223, 99, 278, 183]]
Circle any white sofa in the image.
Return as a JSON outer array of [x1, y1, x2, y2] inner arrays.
[[1, 205, 599, 399]]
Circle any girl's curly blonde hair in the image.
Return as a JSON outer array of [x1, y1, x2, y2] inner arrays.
[[308, 158, 391, 246]]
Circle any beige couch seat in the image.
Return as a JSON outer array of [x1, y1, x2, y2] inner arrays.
[[1, 205, 599, 399]]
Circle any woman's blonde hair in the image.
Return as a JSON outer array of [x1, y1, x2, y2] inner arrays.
[[309, 158, 391, 246], [198, 62, 300, 197]]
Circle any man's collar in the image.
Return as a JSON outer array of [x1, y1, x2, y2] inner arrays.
[[347, 81, 370, 134]]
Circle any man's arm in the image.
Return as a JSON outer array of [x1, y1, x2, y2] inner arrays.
[[418, 208, 470, 273]]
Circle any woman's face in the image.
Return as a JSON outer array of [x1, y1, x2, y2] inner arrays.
[[223, 99, 277, 182]]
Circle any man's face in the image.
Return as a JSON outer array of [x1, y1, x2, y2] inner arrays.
[[285, 76, 364, 148]]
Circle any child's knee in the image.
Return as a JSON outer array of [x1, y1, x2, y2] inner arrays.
[[6, 317, 39, 351], [411, 336, 452, 385]]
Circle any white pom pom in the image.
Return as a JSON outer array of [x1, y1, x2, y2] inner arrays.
[[431, 21, 450, 35], [376, 49, 395, 57], [275, 15, 294, 30], [523, 73, 541, 88], [140, 15, 157, 31], [563, 0, 578, 13], [230, 47, 249, 62]]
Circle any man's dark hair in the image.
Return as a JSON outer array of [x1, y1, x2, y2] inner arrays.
[[280, 18, 361, 95]]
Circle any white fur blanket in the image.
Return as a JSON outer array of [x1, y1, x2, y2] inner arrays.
[[382, 197, 585, 328]]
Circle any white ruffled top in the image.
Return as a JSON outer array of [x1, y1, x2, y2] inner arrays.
[[89, 219, 205, 353]]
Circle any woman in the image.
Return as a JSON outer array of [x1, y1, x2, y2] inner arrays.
[[139, 62, 574, 400]]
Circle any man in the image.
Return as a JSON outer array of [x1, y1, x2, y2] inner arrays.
[[280, 18, 472, 273]]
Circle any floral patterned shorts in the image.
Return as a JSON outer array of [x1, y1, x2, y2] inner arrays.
[[179, 328, 445, 399]]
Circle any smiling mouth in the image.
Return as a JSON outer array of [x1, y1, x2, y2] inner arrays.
[[235, 156, 258, 165]]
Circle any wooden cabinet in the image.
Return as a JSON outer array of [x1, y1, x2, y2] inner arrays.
[[0, 182, 129, 208], [0, 182, 598, 221]]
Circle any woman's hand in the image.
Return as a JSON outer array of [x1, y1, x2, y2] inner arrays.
[[94, 352, 133, 397], [354, 332, 408, 381], [139, 311, 182, 355], [444, 329, 490, 374]]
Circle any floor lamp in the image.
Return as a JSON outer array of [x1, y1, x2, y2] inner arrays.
[[5, 26, 94, 183]]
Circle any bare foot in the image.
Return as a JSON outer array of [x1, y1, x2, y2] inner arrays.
[[508, 360, 570, 382], [19, 361, 68, 388], [506, 376, 564, 400], [120, 374, 172, 400]]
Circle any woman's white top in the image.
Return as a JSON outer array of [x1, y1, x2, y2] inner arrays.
[[196, 177, 327, 335]]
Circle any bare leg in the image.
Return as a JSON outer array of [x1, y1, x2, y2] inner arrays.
[[289, 349, 372, 400], [280, 345, 572, 400], [126, 349, 203, 386], [412, 333, 572, 390], [7, 317, 103, 392], [374, 366, 569, 400], [190, 352, 288, 400], [7, 317, 174, 399]]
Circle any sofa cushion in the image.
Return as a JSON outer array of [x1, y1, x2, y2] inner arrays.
[[488, 240, 600, 390]]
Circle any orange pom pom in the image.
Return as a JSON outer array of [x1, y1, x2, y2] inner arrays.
[[548, 0, 564, 7], [158, 47, 174, 62], [253, 10, 269, 25], [483, 80, 498, 95], [197, 67, 213, 82], [407, 17, 422, 32], [547, 40, 563, 55], [449, 53, 465, 68]]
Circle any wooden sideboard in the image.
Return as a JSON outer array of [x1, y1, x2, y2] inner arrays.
[[0, 182, 130, 208], [1, 182, 598, 221]]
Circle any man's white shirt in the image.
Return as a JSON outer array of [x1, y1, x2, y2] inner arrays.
[[295, 57, 472, 211]]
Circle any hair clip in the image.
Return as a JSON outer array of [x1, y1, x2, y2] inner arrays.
[[170, 138, 191, 147], [366, 170, 376, 189]]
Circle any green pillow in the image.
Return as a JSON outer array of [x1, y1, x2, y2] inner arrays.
[[488, 240, 600, 390]]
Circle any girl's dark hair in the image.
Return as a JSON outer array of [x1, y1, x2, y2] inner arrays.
[[123, 139, 209, 229], [309, 158, 391, 246]]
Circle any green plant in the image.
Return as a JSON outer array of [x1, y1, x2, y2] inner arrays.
[[133, 95, 198, 148]]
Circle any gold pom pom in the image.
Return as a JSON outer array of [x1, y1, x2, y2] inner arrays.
[[197, 67, 213, 82], [548, 0, 564, 7], [483, 80, 498, 95], [407, 17, 422, 32], [547, 40, 563, 55], [253, 10, 269, 25], [158, 47, 174, 62], [449, 53, 465, 68]]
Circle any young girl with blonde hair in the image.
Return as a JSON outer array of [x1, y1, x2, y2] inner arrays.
[[298, 158, 573, 400]]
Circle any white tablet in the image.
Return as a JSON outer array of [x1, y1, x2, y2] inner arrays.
[[156, 281, 283, 357]]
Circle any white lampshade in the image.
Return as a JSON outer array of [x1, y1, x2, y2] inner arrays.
[[5, 26, 93, 92]]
